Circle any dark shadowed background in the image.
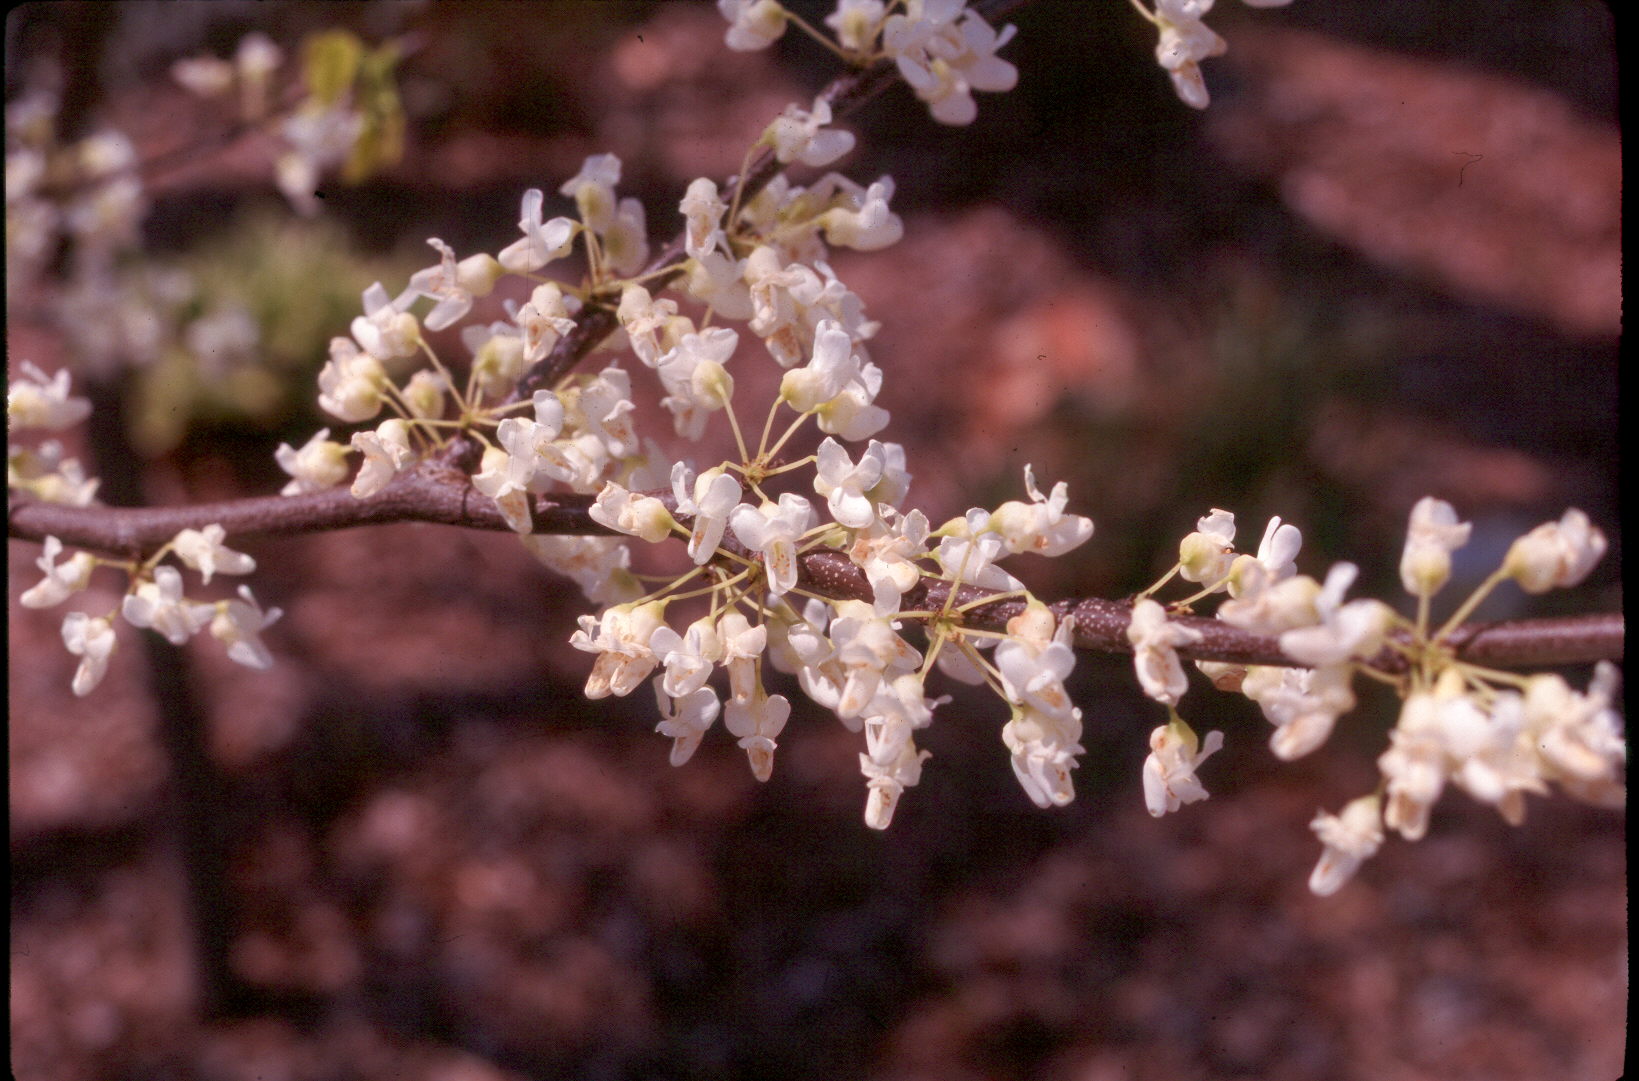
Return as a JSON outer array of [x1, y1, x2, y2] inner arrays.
[[8, 2, 1622, 1079]]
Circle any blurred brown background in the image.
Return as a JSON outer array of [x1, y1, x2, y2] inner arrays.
[[8, 2, 1622, 1079]]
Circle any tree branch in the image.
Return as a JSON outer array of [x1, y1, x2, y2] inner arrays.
[[10, 477, 1623, 670]]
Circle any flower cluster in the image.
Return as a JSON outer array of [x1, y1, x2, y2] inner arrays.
[[1125, 497, 1619, 895], [718, 0, 1019, 127]]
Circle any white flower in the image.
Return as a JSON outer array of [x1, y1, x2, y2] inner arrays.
[[210, 586, 282, 669], [848, 507, 930, 617], [1178, 508, 1236, 585], [8, 361, 92, 432], [1001, 702, 1084, 809], [671, 463, 742, 564], [617, 284, 682, 369], [8, 441, 101, 506], [1216, 566, 1321, 635], [520, 535, 641, 605], [569, 602, 665, 699], [766, 97, 856, 167], [349, 418, 415, 498], [275, 429, 350, 496], [829, 601, 923, 721], [589, 481, 674, 544], [1127, 598, 1202, 706], [685, 251, 755, 321], [403, 238, 501, 331], [1227, 516, 1301, 597], [1142, 717, 1225, 817], [724, 689, 791, 781], [350, 282, 421, 359], [679, 177, 728, 261], [1152, 0, 1227, 110], [172, 55, 234, 97], [1503, 508, 1607, 594], [884, 2, 1018, 126], [1398, 496, 1471, 599], [859, 684, 934, 829], [498, 188, 578, 273], [716, 610, 769, 705], [1241, 663, 1355, 760], [517, 282, 578, 364], [1308, 795, 1383, 896], [603, 197, 650, 276], [171, 523, 256, 584], [472, 444, 533, 533], [316, 337, 388, 423], [20, 537, 96, 608], [654, 681, 721, 767], [718, 0, 788, 50], [819, 178, 904, 251], [989, 465, 1095, 557], [559, 153, 622, 234], [933, 519, 1021, 592], [121, 566, 214, 646], [61, 612, 117, 696], [1278, 563, 1394, 668], [813, 437, 889, 529], [573, 366, 640, 458], [649, 616, 723, 699], [780, 319, 860, 411], [995, 608, 1079, 719], [467, 324, 529, 398], [1523, 664, 1626, 803], [730, 494, 815, 596], [657, 328, 737, 440], [826, 0, 887, 53]]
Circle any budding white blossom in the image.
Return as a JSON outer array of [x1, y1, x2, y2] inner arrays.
[[403, 239, 501, 331], [859, 679, 935, 828], [275, 429, 350, 496], [1241, 663, 1356, 760], [730, 494, 815, 596], [171, 523, 256, 584], [1178, 508, 1236, 585], [1503, 509, 1607, 594], [498, 188, 577, 273], [1398, 497, 1471, 598], [819, 178, 904, 251], [671, 463, 742, 564], [989, 465, 1095, 557], [122, 566, 214, 646], [685, 251, 755, 321], [350, 418, 415, 498], [1308, 795, 1383, 896], [210, 586, 282, 669], [62, 612, 117, 696], [8, 441, 101, 507], [276, 103, 361, 216], [718, 0, 788, 51], [1127, 598, 1202, 706], [1215, 564, 1321, 635], [570, 602, 666, 699], [766, 97, 856, 167], [590, 481, 675, 544], [934, 517, 1022, 592], [467, 324, 529, 398], [717, 611, 769, 704], [1278, 563, 1394, 668], [1002, 702, 1084, 809], [1142, 717, 1225, 817], [572, 367, 640, 459], [655, 681, 721, 767], [8, 361, 92, 432], [21, 537, 97, 608]]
